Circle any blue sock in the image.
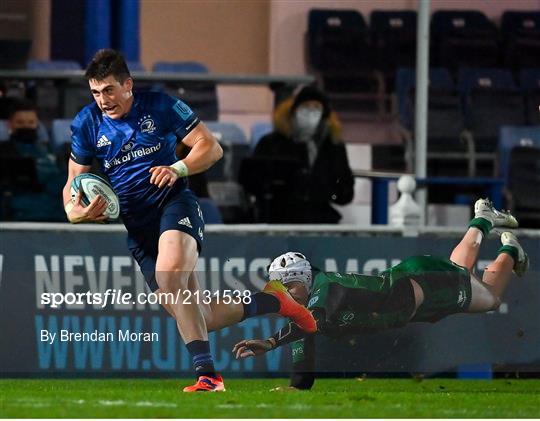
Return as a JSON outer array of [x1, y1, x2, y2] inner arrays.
[[186, 340, 216, 379]]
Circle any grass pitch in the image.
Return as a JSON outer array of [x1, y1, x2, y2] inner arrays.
[[1, 378, 539, 418]]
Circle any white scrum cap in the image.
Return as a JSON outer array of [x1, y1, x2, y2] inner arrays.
[[268, 252, 312, 289]]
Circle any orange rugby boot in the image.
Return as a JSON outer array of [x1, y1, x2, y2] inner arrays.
[[183, 375, 226, 392], [263, 280, 317, 333]]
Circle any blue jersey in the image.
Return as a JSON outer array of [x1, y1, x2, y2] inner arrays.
[[70, 91, 200, 227]]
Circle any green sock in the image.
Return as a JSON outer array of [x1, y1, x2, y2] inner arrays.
[[469, 217, 492, 237], [498, 245, 519, 263]]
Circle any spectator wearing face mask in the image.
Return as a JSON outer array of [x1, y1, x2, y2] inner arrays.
[[245, 86, 354, 223], [2, 99, 65, 221], [6, 99, 49, 155]]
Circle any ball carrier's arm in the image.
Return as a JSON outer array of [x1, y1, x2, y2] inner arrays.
[[149, 122, 223, 188], [62, 159, 108, 223]]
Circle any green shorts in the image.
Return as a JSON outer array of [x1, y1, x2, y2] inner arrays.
[[382, 255, 472, 323]]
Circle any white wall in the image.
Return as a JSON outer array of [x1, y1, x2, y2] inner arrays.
[[269, 0, 540, 74]]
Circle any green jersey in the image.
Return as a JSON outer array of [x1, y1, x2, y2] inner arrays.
[[307, 255, 472, 332]]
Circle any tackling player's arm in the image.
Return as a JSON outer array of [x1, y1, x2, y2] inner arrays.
[[289, 335, 316, 390], [233, 302, 329, 353], [233, 307, 325, 358], [232, 320, 311, 359], [150, 122, 223, 188], [62, 159, 108, 223], [233, 322, 317, 391]]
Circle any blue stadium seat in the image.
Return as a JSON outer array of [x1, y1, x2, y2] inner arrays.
[[431, 10, 496, 33], [519, 68, 540, 91], [396, 67, 455, 129], [307, 8, 369, 73], [308, 8, 365, 32], [207, 180, 247, 223], [204, 122, 248, 182], [395, 67, 416, 127], [506, 145, 540, 227], [25, 60, 85, 120], [152, 61, 209, 73], [396, 68, 468, 176], [0, 120, 9, 141], [370, 10, 417, 83], [420, 69, 462, 157], [430, 67, 455, 88], [430, 10, 499, 72], [306, 9, 386, 116], [51, 119, 72, 151], [501, 10, 540, 32], [37, 123, 49, 144], [126, 61, 145, 72], [501, 11, 540, 71], [519, 68, 540, 125], [151, 61, 217, 120], [458, 68, 525, 156], [498, 126, 540, 185], [205, 122, 247, 144], [198, 197, 223, 224], [9, 192, 65, 222], [458, 68, 516, 94], [26, 60, 82, 70], [249, 121, 272, 150]]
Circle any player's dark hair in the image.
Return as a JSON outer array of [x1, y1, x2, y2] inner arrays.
[[85, 49, 131, 83], [8, 98, 38, 119]]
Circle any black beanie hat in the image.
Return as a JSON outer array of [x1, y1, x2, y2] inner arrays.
[[291, 85, 331, 119]]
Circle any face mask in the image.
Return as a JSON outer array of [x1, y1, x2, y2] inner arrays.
[[10, 128, 38, 144], [294, 107, 323, 137]]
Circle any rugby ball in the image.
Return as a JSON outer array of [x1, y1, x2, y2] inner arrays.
[[70, 173, 120, 219]]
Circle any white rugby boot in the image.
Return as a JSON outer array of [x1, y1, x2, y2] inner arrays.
[[474, 198, 518, 228], [500, 232, 529, 277]]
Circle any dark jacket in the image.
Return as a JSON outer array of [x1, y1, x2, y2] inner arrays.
[[242, 98, 354, 223]]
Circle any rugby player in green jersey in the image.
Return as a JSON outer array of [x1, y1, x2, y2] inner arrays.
[[233, 199, 529, 389]]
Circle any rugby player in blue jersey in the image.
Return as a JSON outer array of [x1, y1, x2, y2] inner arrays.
[[60, 49, 318, 392]]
